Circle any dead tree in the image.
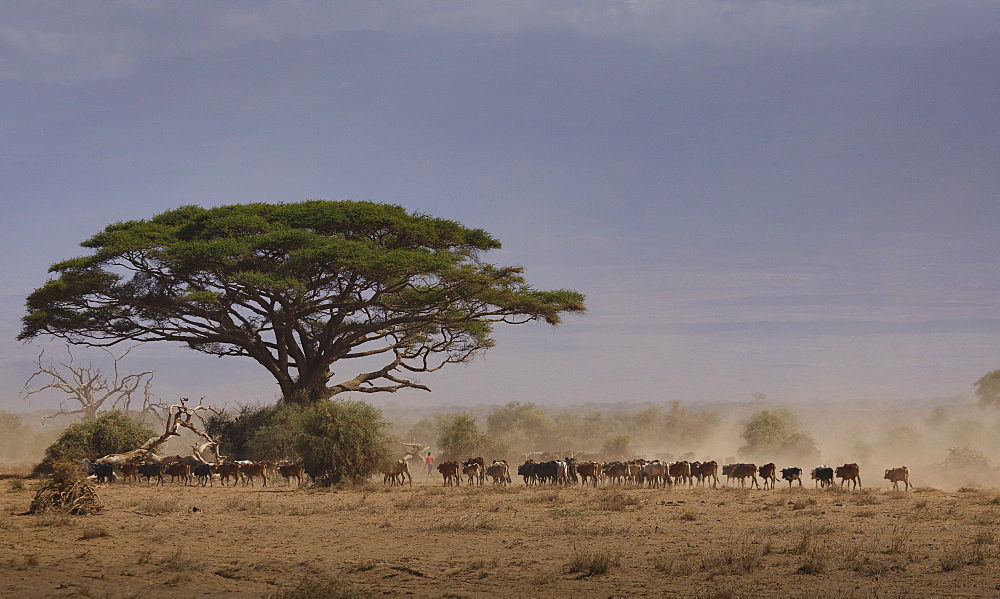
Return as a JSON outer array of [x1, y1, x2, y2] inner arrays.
[[22, 344, 168, 423], [97, 397, 225, 465]]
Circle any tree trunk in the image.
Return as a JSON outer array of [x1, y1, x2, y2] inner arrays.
[[279, 370, 333, 405]]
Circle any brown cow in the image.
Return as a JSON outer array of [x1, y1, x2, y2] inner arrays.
[[119, 462, 139, 485], [835, 463, 861, 490], [437, 461, 461, 487], [884, 466, 909, 491], [576, 462, 600, 487], [278, 462, 306, 487], [464, 457, 486, 485], [641, 461, 669, 488], [669, 461, 692, 486], [383, 459, 412, 487], [759, 463, 777, 490], [164, 462, 191, 485], [485, 461, 511, 485], [603, 462, 628, 485], [462, 462, 483, 486], [695, 461, 719, 488], [239, 462, 268, 487], [729, 463, 760, 489], [214, 462, 240, 486]]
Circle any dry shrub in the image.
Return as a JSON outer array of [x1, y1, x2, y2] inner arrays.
[[139, 496, 181, 515], [851, 490, 880, 506], [704, 532, 771, 574], [78, 526, 110, 540], [28, 460, 102, 516], [653, 556, 698, 576], [156, 547, 203, 571], [885, 525, 911, 555], [8, 553, 40, 571], [797, 541, 831, 574], [567, 546, 621, 576], [594, 490, 640, 512]]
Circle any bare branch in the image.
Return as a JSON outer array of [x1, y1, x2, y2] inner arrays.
[[22, 343, 158, 423]]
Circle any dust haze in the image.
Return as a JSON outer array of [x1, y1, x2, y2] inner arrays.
[[387, 396, 1000, 491], [5, 395, 999, 491]]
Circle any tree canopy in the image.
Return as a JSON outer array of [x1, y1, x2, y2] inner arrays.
[[20, 201, 586, 403], [974, 370, 1000, 408]]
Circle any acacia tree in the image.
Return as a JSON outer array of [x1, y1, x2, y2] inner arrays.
[[20, 201, 585, 404], [974, 370, 1000, 408]]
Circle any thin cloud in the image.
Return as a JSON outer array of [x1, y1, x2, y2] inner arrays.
[[1, 1, 995, 85]]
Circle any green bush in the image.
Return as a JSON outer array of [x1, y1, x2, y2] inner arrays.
[[437, 412, 510, 461], [601, 435, 635, 461], [208, 400, 394, 486], [34, 411, 155, 474], [206, 403, 280, 460], [738, 408, 820, 463], [293, 400, 394, 486]]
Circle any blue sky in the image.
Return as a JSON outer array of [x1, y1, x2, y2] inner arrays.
[[2, 1, 998, 412]]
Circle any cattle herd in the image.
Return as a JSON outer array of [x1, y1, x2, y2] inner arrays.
[[82, 457, 306, 488], [437, 457, 912, 492], [80, 454, 912, 492]]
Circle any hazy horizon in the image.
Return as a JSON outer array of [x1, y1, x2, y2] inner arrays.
[[2, 1, 998, 413]]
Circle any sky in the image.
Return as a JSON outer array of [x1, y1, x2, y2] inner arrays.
[[1, 1, 998, 414]]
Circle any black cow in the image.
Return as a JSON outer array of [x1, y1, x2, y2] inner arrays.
[[518, 461, 538, 485], [811, 466, 834, 488], [93, 462, 116, 484], [781, 467, 803, 487], [535, 461, 560, 484], [138, 462, 164, 485], [193, 462, 213, 487]]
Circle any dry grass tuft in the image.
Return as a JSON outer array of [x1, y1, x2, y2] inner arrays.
[[593, 490, 641, 512], [139, 496, 182, 515], [851, 489, 880, 506], [8, 553, 40, 571], [78, 526, 110, 540], [270, 571, 364, 599], [567, 546, 621, 576], [703, 532, 771, 574], [653, 556, 698, 576]]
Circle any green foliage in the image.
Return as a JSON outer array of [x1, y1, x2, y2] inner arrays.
[[882, 425, 922, 453], [0, 411, 29, 459], [206, 403, 281, 461], [436, 412, 510, 461], [208, 400, 394, 486], [601, 435, 635, 460], [486, 402, 559, 451], [20, 201, 586, 403], [293, 400, 394, 486], [739, 408, 819, 463], [974, 370, 1000, 408], [35, 411, 155, 474]]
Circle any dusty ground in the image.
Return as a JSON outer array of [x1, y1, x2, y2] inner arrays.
[[2, 467, 1000, 598]]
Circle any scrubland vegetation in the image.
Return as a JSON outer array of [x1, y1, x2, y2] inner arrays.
[[3, 395, 1000, 596]]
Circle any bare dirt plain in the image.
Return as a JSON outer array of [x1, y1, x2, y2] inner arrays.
[[2, 468, 1000, 598]]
